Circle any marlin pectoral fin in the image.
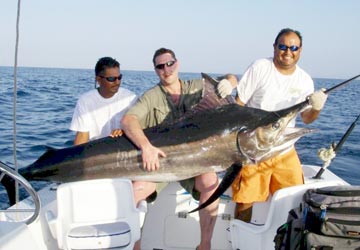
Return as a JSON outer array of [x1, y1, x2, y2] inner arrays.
[[188, 163, 242, 214]]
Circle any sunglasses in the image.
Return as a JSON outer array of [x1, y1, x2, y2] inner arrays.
[[99, 74, 123, 82], [278, 44, 300, 52], [155, 60, 176, 70]]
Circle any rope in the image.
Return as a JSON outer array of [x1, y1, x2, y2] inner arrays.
[[13, 0, 22, 204]]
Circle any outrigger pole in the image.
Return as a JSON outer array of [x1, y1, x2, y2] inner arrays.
[[314, 114, 360, 179]]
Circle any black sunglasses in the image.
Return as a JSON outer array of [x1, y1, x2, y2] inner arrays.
[[99, 74, 123, 82], [155, 60, 176, 70], [278, 44, 300, 52]]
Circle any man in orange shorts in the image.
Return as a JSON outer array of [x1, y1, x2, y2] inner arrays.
[[232, 148, 304, 220], [218, 28, 328, 221]]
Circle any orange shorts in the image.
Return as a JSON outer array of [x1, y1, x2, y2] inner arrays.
[[232, 147, 304, 204]]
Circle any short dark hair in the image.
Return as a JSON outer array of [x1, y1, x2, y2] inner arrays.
[[152, 48, 177, 66], [95, 57, 120, 76], [274, 28, 303, 47]]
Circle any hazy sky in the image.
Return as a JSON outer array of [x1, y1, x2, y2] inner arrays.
[[1, 0, 359, 79]]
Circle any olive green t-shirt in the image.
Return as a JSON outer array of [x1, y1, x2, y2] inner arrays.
[[126, 78, 204, 199], [126, 79, 203, 128]]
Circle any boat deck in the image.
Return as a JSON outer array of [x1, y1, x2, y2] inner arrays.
[[0, 165, 349, 250]]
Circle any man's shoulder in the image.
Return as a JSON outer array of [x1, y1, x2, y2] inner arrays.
[[141, 84, 162, 97], [295, 65, 311, 77], [77, 89, 98, 101], [180, 78, 202, 84], [180, 78, 203, 92], [241, 58, 273, 82], [117, 87, 137, 98], [294, 65, 313, 84], [242, 58, 273, 76], [252, 58, 273, 68]]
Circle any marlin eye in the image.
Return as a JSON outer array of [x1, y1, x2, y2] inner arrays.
[[272, 122, 280, 130]]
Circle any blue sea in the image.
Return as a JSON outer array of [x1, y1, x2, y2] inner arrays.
[[0, 66, 359, 209]]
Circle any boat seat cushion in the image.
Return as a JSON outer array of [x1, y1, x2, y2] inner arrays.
[[67, 221, 131, 249]]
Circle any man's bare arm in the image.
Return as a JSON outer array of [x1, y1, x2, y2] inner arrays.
[[74, 131, 89, 145], [121, 114, 166, 171]]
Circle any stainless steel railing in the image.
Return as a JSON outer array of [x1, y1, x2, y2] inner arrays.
[[0, 162, 41, 225]]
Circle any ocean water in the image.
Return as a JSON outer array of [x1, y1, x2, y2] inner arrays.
[[0, 66, 359, 209]]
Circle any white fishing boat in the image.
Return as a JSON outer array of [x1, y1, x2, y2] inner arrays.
[[0, 162, 349, 250], [1, 2, 357, 249]]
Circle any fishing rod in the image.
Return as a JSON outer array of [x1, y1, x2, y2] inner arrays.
[[324, 74, 360, 94], [295, 74, 360, 108], [313, 114, 360, 179]]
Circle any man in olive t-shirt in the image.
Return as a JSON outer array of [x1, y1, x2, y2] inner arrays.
[[121, 48, 237, 250]]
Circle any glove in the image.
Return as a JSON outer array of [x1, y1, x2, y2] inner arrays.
[[217, 79, 233, 98], [308, 88, 327, 111]]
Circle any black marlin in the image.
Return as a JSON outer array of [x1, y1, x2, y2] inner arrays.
[[1, 73, 314, 207]]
